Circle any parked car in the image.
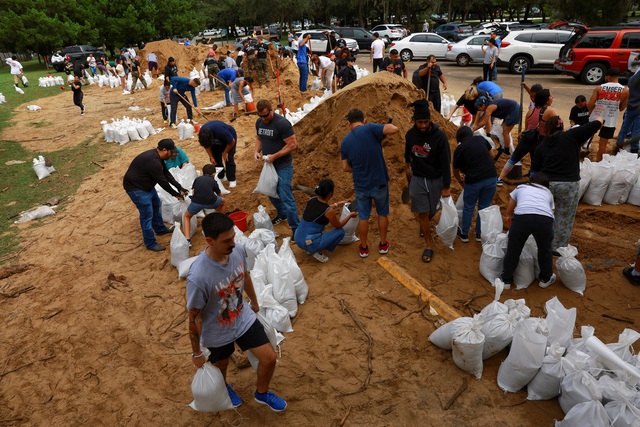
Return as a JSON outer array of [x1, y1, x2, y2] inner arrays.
[[390, 33, 450, 61], [52, 45, 106, 72], [202, 29, 220, 37], [555, 26, 640, 84], [294, 30, 359, 56], [333, 26, 377, 50], [434, 22, 474, 42], [473, 22, 516, 35], [444, 35, 491, 66], [370, 24, 403, 41], [498, 29, 574, 73]]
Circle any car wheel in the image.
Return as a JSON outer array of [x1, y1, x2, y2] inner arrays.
[[510, 56, 531, 74], [581, 63, 606, 85], [456, 54, 471, 67], [400, 49, 413, 62]]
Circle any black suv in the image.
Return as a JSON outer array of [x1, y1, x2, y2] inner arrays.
[[434, 23, 473, 42], [333, 26, 376, 50], [52, 45, 105, 72]]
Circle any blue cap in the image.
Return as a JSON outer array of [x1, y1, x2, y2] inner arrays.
[[475, 96, 489, 108]]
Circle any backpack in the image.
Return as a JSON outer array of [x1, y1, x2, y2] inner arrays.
[[519, 107, 547, 146]]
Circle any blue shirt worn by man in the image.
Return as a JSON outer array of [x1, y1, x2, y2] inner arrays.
[[340, 123, 389, 193], [164, 147, 189, 169], [170, 76, 198, 107], [218, 68, 237, 85], [297, 39, 308, 64], [477, 81, 503, 97], [200, 120, 237, 146]]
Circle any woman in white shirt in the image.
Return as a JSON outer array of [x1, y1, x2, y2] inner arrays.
[[501, 172, 556, 288]]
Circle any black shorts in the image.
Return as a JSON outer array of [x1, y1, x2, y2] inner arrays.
[[207, 318, 269, 363], [599, 126, 615, 139]]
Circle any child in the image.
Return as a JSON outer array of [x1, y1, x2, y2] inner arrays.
[[569, 95, 589, 126], [183, 164, 226, 245], [159, 81, 171, 124], [71, 75, 85, 115]]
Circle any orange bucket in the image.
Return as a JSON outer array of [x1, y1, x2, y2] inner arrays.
[[228, 211, 248, 232], [194, 124, 201, 132], [245, 101, 257, 113]]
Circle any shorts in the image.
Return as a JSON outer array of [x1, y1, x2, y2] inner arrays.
[[148, 61, 157, 71], [502, 104, 520, 127], [187, 198, 222, 215], [207, 318, 269, 363], [598, 126, 615, 139], [355, 184, 390, 220], [410, 176, 443, 215]]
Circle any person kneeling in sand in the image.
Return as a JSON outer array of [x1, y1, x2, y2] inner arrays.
[[183, 164, 226, 246], [294, 179, 358, 263]]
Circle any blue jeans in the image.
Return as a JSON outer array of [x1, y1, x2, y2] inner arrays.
[[461, 177, 497, 235], [127, 188, 170, 249], [355, 185, 390, 219], [616, 108, 640, 150], [223, 84, 231, 105], [298, 62, 308, 92], [294, 220, 345, 253], [269, 165, 299, 232]]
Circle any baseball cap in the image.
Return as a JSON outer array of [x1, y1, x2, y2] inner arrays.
[[158, 139, 177, 152], [168, 56, 175, 62], [475, 96, 489, 108]]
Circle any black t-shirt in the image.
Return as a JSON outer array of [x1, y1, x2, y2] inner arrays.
[[337, 39, 347, 48], [165, 64, 178, 80], [490, 98, 519, 119], [256, 43, 268, 58], [131, 59, 141, 73], [204, 58, 217, 67], [302, 197, 329, 225], [73, 62, 84, 76], [246, 44, 256, 56], [191, 175, 220, 205], [382, 57, 405, 76], [453, 136, 496, 184], [417, 63, 443, 93], [404, 123, 451, 187], [123, 149, 184, 196], [569, 105, 589, 125], [456, 89, 489, 115], [71, 80, 82, 94], [256, 114, 295, 170]]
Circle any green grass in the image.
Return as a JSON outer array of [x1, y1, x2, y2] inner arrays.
[[0, 59, 116, 264]]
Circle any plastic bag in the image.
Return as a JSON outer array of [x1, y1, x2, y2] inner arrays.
[[261, 244, 297, 317], [278, 237, 309, 304], [455, 189, 465, 225], [253, 162, 279, 198], [178, 256, 198, 279], [14, 205, 56, 224], [545, 296, 577, 349], [478, 205, 503, 245], [582, 162, 614, 206], [188, 363, 233, 412], [451, 315, 485, 379], [253, 205, 275, 232], [603, 160, 639, 205], [497, 317, 548, 392], [338, 203, 359, 245], [555, 401, 611, 427], [479, 232, 508, 285], [527, 343, 571, 400], [556, 245, 587, 295], [170, 222, 190, 267], [436, 196, 458, 250], [559, 369, 603, 414], [481, 310, 519, 360]]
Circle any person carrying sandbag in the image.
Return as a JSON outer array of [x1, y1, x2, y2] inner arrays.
[[186, 213, 287, 412]]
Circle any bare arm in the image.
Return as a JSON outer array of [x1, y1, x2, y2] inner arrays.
[[325, 206, 357, 228], [505, 198, 516, 225], [383, 123, 399, 135], [446, 104, 460, 120], [188, 308, 205, 368], [254, 136, 262, 161], [342, 159, 352, 172], [265, 134, 297, 163], [453, 168, 464, 185], [620, 87, 630, 111], [587, 87, 599, 112], [244, 273, 259, 313], [204, 146, 216, 165]]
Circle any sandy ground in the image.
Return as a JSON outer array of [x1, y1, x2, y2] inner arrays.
[[1, 42, 640, 426]]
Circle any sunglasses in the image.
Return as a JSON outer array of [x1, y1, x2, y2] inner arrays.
[[258, 111, 271, 118]]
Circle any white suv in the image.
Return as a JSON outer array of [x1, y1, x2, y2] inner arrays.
[[497, 29, 574, 73], [295, 30, 359, 56], [371, 24, 403, 41]]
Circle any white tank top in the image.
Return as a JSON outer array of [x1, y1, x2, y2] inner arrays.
[[590, 82, 624, 128]]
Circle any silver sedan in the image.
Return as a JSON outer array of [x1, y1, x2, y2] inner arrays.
[[444, 35, 490, 66]]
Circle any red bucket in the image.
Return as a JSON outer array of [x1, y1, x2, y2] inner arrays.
[[194, 124, 201, 132], [228, 211, 248, 232]]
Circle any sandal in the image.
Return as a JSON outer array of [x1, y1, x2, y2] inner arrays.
[[421, 249, 433, 263]]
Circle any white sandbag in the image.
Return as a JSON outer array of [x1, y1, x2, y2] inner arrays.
[[497, 317, 548, 392], [278, 237, 309, 304], [436, 196, 458, 250], [555, 400, 611, 427], [170, 222, 189, 267], [514, 238, 537, 290], [142, 119, 156, 135], [117, 128, 129, 145], [567, 326, 596, 356], [257, 282, 293, 333], [545, 296, 577, 349], [170, 163, 198, 191], [27, 105, 41, 111], [177, 120, 186, 140], [479, 278, 508, 322], [505, 298, 531, 321], [178, 256, 198, 279], [136, 123, 150, 139], [338, 203, 359, 245], [480, 232, 508, 285], [14, 205, 56, 224], [244, 238, 266, 271], [605, 400, 640, 427], [556, 245, 587, 295], [627, 175, 640, 206], [527, 343, 572, 400], [559, 368, 603, 414], [15, 86, 25, 94], [451, 315, 485, 379], [603, 160, 639, 205], [606, 329, 640, 364], [32, 155, 50, 180], [481, 309, 519, 360], [188, 363, 234, 412], [583, 162, 614, 206], [184, 121, 195, 139], [428, 317, 469, 350], [249, 228, 277, 250], [127, 127, 142, 141], [588, 334, 640, 384], [600, 376, 640, 427], [253, 205, 274, 232], [455, 189, 465, 225], [478, 205, 503, 245], [578, 158, 593, 201], [173, 200, 197, 237], [253, 161, 279, 198], [262, 244, 297, 317], [246, 312, 279, 370]]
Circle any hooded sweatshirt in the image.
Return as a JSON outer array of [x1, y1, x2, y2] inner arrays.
[[405, 122, 451, 187]]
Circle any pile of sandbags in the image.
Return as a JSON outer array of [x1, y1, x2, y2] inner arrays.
[[101, 116, 156, 144], [38, 76, 65, 87], [581, 151, 640, 206], [440, 93, 457, 118], [283, 90, 333, 126], [429, 295, 640, 425]]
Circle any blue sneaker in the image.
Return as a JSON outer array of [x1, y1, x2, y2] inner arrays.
[[226, 384, 242, 408], [254, 390, 287, 412]]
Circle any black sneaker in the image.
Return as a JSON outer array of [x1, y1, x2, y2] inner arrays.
[[457, 229, 469, 243], [623, 267, 640, 286], [148, 244, 166, 252], [475, 234, 482, 242], [271, 216, 286, 225], [504, 147, 511, 156]]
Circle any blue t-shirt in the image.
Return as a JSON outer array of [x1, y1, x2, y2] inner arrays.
[[297, 39, 308, 64], [340, 123, 389, 192], [170, 76, 197, 107], [217, 68, 237, 84], [186, 244, 256, 348], [476, 81, 503, 97], [164, 147, 189, 169], [200, 120, 237, 146]]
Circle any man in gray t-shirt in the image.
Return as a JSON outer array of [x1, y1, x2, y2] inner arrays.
[[186, 213, 287, 412]]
